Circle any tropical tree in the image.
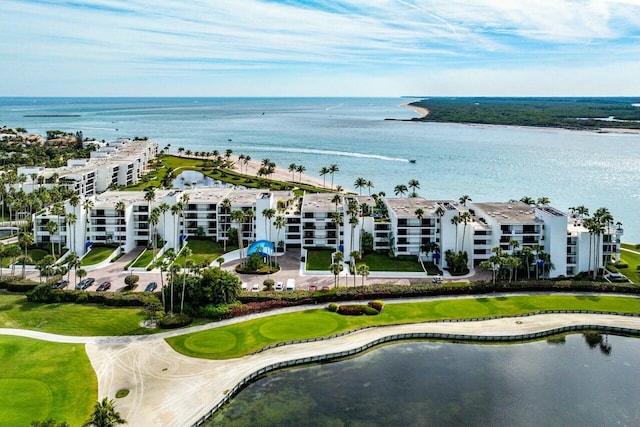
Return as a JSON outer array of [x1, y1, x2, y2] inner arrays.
[[519, 196, 535, 206], [331, 194, 342, 211], [296, 164, 306, 182], [408, 179, 420, 197], [435, 204, 445, 266], [349, 250, 360, 287], [459, 194, 472, 206], [66, 212, 78, 254], [319, 166, 329, 188], [328, 164, 339, 189], [143, 187, 156, 245], [180, 247, 193, 314], [536, 196, 550, 206], [230, 210, 246, 263], [331, 211, 343, 251], [6, 244, 21, 276], [149, 207, 160, 258], [171, 203, 183, 251], [459, 211, 472, 254], [274, 215, 285, 252], [354, 177, 367, 195], [394, 184, 408, 197], [51, 202, 66, 255], [45, 221, 58, 256], [83, 397, 127, 427], [330, 262, 343, 288], [450, 214, 461, 252], [356, 263, 370, 286], [288, 163, 297, 181], [366, 180, 374, 195], [220, 198, 232, 251]]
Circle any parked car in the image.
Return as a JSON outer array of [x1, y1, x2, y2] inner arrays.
[[251, 283, 261, 292], [241, 282, 248, 291], [309, 285, 317, 292], [52, 279, 68, 290], [144, 282, 158, 292], [96, 281, 111, 291], [321, 285, 330, 291], [432, 275, 443, 284], [275, 281, 283, 291], [285, 279, 295, 291], [77, 278, 95, 290]]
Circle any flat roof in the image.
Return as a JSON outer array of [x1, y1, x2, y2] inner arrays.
[[385, 198, 456, 217], [472, 202, 538, 224], [302, 193, 340, 212]]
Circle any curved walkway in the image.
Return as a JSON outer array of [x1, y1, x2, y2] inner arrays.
[[2, 293, 639, 426]]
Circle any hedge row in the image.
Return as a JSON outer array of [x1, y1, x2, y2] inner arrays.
[[25, 285, 155, 307], [0, 276, 47, 293]]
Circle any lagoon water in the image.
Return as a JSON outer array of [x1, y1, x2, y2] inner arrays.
[[2, 97, 638, 242], [206, 334, 640, 427]]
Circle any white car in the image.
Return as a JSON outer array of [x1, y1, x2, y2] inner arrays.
[[251, 283, 261, 292], [241, 282, 248, 291], [285, 279, 296, 291], [275, 281, 283, 291]]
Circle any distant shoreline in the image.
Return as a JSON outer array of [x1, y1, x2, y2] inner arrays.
[[23, 114, 81, 117]]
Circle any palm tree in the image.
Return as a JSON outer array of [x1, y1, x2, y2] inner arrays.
[[6, 245, 21, 276], [288, 163, 297, 181], [536, 196, 550, 206], [451, 214, 461, 252], [435, 205, 445, 267], [330, 262, 343, 288], [19, 232, 34, 278], [295, 164, 306, 182], [66, 213, 77, 255], [0, 243, 5, 278], [319, 166, 329, 188], [366, 180, 374, 195], [143, 187, 156, 245], [459, 194, 472, 206], [83, 397, 127, 427], [331, 194, 342, 211], [356, 263, 370, 286], [408, 179, 420, 197], [519, 196, 535, 205], [262, 208, 276, 243], [220, 198, 232, 251], [459, 211, 472, 254], [114, 200, 126, 251], [354, 177, 367, 195], [171, 203, 183, 251], [45, 221, 58, 256], [328, 164, 339, 189], [509, 239, 520, 254], [394, 184, 408, 197], [149, 207, 160, 258], [331, 211, 343, 251], [274, 215, 285, 252], [349, 250, 360, 287], [180, 247, 193, 315], [83, 199, 94, 248], [230, 210, 246, 263]]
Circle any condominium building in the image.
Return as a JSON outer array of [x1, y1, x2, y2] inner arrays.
[[33, 188, 622, 278]]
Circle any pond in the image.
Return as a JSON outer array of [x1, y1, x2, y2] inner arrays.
[[171, 170, 231, 190], [206, 333, 639, 427]]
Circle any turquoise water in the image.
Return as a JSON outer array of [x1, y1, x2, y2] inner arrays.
[[2, 97, 638, 241], [206, 334, 640, 427]]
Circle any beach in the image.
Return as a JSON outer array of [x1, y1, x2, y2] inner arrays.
[[402, 103, 429, 119]]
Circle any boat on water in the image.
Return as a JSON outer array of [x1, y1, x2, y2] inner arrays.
[[409, 159, 416, 163]]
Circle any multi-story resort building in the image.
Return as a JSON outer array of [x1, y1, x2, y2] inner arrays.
[[25, 137, 622, 278], [33, 187, 622, 278], [17, 138, 158, 197]]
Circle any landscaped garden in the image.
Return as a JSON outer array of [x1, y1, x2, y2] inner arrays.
[[618, 243, 639, 283], [174, 239, 225, 267], [306, 249, 334, 270], [166, 294, 640, 359], [0, 336, 97, 427], [81, 244, 117, 266], [361, 252, 432, 273], [130, 248, 156, 269]]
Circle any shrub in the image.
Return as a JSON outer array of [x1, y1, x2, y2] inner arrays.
[[199, 303, 232, 320], [337, 304, 379, 316], [327, 302, 339, 312], [124, 274, 140, 288], [263, 278, 275, 291], [614, 262, 628, 269], [26, 284, 52, 303], [157, 314, 192, 329], [368, 300, 384, 312]]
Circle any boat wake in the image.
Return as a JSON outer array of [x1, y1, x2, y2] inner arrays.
[[235, 145, 409, 162]]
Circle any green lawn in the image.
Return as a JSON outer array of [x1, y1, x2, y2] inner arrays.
[[1, 245, 54, 267], [619, 244, 639, 283], [81, 245, 116, 266], [306, 249, 334, 270], [362, 253, 424, 272], [131, 248, 156, 268], [0, 336, 96, 427], [0, 294, 153, 336], [174, 239, 224, 267], [166, 295, 640, 360]]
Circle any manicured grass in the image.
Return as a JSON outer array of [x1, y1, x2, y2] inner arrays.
[[80, 245, 116, 266], [306, 249, 334, 270], [1, 245, 55, 266], [131, 248, 155, 268], [0, 336, 97, 427], [166, 295, 640, 360], [618, 244, 639, 283], [174, 239, 223, 267], [363, 253, 424, 272], [0, 294, 153, 336]]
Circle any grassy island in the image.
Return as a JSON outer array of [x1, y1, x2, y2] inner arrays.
[[408, 97, 640, 130]]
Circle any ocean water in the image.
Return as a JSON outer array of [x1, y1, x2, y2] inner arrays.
[[2, 97, 639, 242], [206, 334, 640, 427]]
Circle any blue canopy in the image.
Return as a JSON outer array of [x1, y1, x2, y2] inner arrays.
[[247, 240, 275, 257]]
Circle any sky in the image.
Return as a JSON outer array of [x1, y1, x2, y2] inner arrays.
[[2, 0, 639, 97]]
